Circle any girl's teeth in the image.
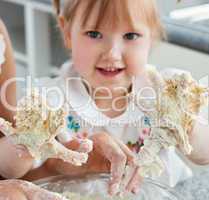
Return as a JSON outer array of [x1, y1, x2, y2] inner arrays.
[[106, 67, 117, 72], [97, 67, 124, 77]]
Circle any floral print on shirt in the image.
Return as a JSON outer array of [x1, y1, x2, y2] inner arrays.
[[127, 116, 151, 153]]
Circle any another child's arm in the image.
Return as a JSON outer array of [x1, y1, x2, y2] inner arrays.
[[0, 179, 66, 200], [0, 19, 16, 123], [0, 19, 34, 178], [0, 136, 34, 178]]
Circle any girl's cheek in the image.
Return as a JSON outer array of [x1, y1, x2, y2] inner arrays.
[[72, 40, 99, 75], [126, 48, 149, 76]]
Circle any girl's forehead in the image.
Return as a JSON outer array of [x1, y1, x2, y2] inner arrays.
[[74, 0, 151, 31]]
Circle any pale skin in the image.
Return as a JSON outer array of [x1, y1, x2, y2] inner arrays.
[[1, 1, 209, 199], [0, 19, 16, 123], [0, 179, 65, 200]]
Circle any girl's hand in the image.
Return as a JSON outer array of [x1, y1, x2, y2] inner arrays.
[[0, 180, 65, 200], [121, 166, 142, 194], [46, 133, 142, 195], [90, 133, 139, 195]]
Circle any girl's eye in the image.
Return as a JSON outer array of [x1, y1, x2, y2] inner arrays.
[[86, 31, 103, 39], [123, 33, 141, 40]]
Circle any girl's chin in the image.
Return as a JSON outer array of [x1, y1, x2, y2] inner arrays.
[[93, 81, 132, 92]]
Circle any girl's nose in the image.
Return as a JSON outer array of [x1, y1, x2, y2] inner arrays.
[[101, 43, 122, 62]]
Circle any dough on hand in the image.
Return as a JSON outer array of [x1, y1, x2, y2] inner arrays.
[[0, 90, 93, 166], [133, 67, 208, 177]]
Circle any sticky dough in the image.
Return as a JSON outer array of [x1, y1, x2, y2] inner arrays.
[[0, 90, 93, 166], [132, 66, 208, 177]]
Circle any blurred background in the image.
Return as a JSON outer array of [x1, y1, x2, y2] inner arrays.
[[0, 0, 209, 80]]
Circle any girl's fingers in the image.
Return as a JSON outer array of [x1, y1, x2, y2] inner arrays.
[[91, 133, 140, 195], [120, 165, 136, 195], [113, 138, 137, 166], [77, 139, 93, 153], [91, 133, 127, 195], [126, 167, 142, 194], [113, 138, 140, 194], [109, 149, 127, 195]]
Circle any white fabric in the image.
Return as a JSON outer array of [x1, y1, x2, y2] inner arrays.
[[35, 62, 193, 185]]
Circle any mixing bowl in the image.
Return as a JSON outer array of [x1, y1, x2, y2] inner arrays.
[[35, 174, 183, 200]]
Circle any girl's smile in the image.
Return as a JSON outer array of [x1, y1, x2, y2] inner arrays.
[[95, 66, 125, 78]]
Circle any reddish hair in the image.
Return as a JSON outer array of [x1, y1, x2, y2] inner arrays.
[[53, 0, 165, 40]]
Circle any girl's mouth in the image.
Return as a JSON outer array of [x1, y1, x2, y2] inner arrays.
[[96, 67, 125, 77]]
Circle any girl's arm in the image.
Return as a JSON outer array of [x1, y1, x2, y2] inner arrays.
[[187, 121, 209, 165], [0, 19, 16, 125]]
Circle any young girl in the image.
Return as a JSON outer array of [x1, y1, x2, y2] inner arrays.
[[46, 0, 209, 195], [1, 0, 209, 198]]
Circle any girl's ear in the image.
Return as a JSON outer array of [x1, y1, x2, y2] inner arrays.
[[58, 15, 72, 49]]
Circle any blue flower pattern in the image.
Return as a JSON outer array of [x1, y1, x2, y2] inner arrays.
[[144, 116, 151, 127], [67, 115, 81, 133]]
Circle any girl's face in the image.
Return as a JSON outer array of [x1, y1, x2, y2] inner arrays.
[[62, 2, 152, 94]]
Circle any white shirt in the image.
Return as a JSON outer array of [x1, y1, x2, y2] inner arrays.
[[36, 61, 194, 187]]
